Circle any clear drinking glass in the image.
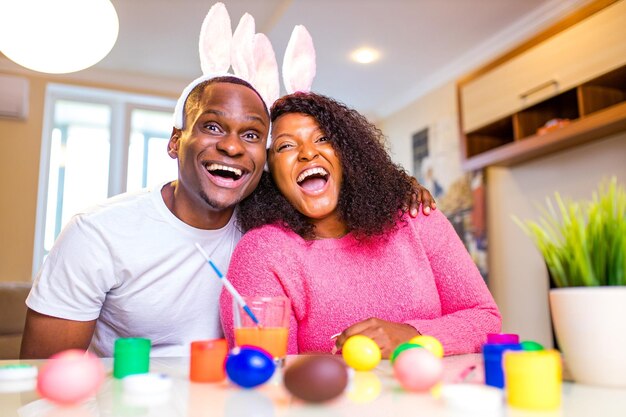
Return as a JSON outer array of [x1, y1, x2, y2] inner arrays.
[[233, 296, 290, 365]]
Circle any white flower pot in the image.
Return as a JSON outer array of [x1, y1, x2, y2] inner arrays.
[[549, 287, 626, 387]]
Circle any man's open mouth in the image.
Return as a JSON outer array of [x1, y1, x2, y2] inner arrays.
[[296, 167, 329, 192], [205, 163, 245, 182]]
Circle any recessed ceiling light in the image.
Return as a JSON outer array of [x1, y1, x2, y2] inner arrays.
[[350, 47, 381, 64]]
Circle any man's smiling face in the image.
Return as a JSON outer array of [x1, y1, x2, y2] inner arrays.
[[168, 81, 269, 214]]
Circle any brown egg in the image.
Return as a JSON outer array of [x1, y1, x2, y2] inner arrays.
[[283, 356, 349, 403]]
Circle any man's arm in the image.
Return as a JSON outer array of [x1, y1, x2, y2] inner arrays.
[[20, 308, 96, 359], [405, 174, 437, 217]]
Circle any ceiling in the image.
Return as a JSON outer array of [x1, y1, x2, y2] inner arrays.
[[7, 0, 591, 120]]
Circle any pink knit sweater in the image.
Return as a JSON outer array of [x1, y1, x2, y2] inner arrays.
[[220, 210, 501, 355]]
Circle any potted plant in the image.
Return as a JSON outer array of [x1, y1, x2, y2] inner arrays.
[[515, 177, 626, 388]]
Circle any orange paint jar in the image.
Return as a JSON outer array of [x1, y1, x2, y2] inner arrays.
[[189, 339, 228, 383]]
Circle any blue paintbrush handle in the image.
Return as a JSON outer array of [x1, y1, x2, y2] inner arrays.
[[195, 243, 260, 325]]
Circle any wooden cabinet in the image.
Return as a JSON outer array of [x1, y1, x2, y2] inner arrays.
[[458, 0, 626, 170]]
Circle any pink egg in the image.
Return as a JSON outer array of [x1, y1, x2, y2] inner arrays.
[[393, 348, 443, 391], [37, 349, 105, 405]]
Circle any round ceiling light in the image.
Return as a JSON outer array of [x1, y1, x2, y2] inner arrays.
[[0, 0, 119, 74], [350, 47, 381, 64]]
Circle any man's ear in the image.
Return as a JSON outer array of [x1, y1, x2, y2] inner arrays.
[[168, 128, 181, 159]]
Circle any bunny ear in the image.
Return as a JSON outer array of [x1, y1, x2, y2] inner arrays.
[[252, 33, 280, 109], [282, 25, 316, 94], [199, 2, 232, 74], [231, 13, 256, 82]]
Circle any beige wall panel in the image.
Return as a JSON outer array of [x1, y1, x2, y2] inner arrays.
[[0, 76, 45, 282]]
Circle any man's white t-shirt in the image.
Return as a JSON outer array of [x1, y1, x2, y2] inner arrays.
[[27, 183, 242, 357]]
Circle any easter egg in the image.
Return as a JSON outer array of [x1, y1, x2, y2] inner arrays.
[[342, 335, 381, 371], [283, 356, 348, 403], [393, 348, 443, 392], [520, 340, 544, 351], [225, 346, 275, 388], [37, 349, 105, 405], [409, 335, 444, 358], [390, 342, 423, 364]]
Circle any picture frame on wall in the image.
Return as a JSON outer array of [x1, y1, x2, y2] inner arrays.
[[412, 127, 488, 282]]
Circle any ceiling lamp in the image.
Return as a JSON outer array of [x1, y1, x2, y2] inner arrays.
[[0, 0, 119, 74], [350, 47, 381, 64]]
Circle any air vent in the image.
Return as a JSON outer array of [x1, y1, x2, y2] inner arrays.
[[0, 74, 29, 119]]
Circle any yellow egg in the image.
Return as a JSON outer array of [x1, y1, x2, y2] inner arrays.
[[342, 335, 381, 371], [409, 335, 444, 358]]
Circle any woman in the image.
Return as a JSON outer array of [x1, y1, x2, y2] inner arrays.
[[220, 92, 501, 357]]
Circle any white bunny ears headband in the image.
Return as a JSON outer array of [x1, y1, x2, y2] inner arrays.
[[173, 2, 317, 148]]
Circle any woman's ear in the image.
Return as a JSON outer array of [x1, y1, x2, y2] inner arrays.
[[168, 128, 181, 159]]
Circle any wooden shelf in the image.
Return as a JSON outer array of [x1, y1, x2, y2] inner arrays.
[[461, 100, 626, 171], [457, 1, 626, 171], [461, 62, 626, 171]]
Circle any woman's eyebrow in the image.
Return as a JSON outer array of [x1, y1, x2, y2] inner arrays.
[[271, 132, 294, 140]]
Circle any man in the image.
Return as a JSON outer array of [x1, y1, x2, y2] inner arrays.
[[21, 77, 270, 358]]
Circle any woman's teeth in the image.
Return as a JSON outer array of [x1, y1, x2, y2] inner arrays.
[[297, 167, 328, 184]]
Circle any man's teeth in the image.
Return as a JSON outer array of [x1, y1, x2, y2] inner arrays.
[[297, 167, 328, 183], [206, 163, 242, 177]]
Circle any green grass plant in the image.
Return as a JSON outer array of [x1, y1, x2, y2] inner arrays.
[[514, 177, 625, 287]]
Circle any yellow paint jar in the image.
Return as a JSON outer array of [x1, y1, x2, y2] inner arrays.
[[504, 349, 562, 410]]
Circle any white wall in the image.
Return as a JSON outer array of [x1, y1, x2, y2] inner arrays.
[[380, 81, 626, 348], [380, 82, 462, 190]]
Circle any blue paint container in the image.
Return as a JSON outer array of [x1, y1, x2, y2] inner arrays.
[[482, 343, 522, 388]]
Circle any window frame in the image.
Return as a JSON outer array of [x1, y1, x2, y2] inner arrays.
[[33, 83, 176, 275]]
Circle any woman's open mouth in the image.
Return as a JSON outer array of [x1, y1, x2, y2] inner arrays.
[[296, 167, 329, 193]]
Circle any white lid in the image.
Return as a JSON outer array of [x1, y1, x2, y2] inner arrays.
[[0, 379, 37, 393], [441, 383, 504, 414], [122, 373, 173, 394], [0, 364, 38, 381]]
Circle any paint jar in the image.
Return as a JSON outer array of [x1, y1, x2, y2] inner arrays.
[[190, 339, 228, 382], [487, 333, 519, 344], [482, 343, 522, 388], [504, 350, 562, 410], [113, 338, 151, 379]]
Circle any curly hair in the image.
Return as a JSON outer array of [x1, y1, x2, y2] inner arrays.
[[237, 92, 413, 239]]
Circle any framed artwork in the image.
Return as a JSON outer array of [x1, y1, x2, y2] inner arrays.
[[411, 126, 488, 282]]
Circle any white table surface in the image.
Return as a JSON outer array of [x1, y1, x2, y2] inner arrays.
[[1, 354, 625, 417]]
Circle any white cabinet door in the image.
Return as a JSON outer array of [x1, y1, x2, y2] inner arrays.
[[461, 0, 626, 133]]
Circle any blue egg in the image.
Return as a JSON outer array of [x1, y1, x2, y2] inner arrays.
[[225, 346, 276, 388]]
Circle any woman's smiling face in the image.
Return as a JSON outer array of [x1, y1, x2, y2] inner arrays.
[[269, 113, 345, 234]]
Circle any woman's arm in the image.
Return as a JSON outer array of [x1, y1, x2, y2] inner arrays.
[[333, 210, 500, 358], [405, 209, 502, 355]]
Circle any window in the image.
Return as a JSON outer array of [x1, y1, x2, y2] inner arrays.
[[126, 109, 177, 192], [33, 84, 176, 274]]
